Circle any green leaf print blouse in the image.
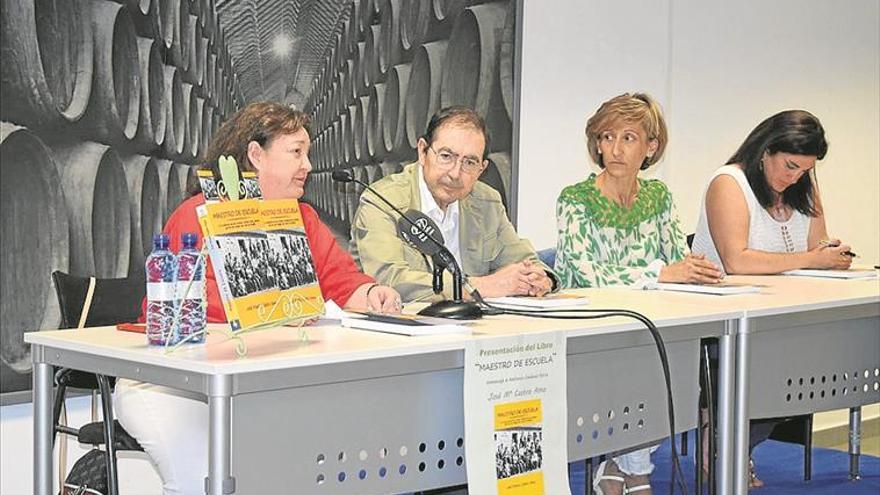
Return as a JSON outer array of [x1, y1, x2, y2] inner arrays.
[[554, 173, 689, 288]]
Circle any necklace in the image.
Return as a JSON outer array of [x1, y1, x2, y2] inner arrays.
[[769, 198, 790, 221]]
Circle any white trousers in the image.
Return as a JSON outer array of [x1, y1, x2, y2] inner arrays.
[[114, 379, 208, 495], [613, 445, 659, 476]]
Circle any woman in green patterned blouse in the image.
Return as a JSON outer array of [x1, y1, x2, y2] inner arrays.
[[555, 93, 723, 495]]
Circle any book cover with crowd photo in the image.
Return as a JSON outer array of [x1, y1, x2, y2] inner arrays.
[[196, 173, 324, 331]]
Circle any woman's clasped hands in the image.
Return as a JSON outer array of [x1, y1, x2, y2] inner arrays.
[[659, 253, 724, 284]]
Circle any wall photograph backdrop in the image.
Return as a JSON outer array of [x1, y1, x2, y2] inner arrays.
[[0, 0, 517, 401]]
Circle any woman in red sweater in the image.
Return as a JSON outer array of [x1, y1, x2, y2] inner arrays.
[[118, 102, 401, 494]]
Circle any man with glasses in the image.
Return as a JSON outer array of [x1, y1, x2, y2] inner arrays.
[[351, 106, 556, 303]]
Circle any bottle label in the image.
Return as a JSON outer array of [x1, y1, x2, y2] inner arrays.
[[175, 280, 206, 299], [147, 282, 176, 301]]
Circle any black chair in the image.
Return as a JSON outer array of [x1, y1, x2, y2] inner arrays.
[[51, 271, 146, 495], [542, 245, 702, 492], [685, 234, 822, 484], [768, 415, 814, 479]]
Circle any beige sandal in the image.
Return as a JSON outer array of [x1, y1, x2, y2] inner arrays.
[[623, 474, 652, 494], [749, 457, 764, 489], [593, 460, 625, 495]]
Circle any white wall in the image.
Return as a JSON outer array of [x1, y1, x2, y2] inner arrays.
[[517, 0, 880, 265], [516, 0, 672, 252]]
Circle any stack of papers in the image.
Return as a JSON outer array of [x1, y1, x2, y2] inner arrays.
[[783, 268, 878, 279], [340, 312, 472, 336], [652, 282, 762, 295], [485, 293, 590, 309]]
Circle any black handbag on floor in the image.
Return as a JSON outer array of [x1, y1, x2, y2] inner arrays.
[[60, 449, 107, 495]]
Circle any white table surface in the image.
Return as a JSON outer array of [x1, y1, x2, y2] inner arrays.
[[25, 286, 747, 375], [26, 275, 879, 375]]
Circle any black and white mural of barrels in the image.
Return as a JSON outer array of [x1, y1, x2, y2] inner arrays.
[[0, 124, 69, 392], [0, 0, 517, 399], [302, 0, 516, 237], [0, 0, 239, 399]]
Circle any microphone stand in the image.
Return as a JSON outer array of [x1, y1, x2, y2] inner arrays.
[[431, 254, 444, 295], [333, 170, 482, 319], [416, 254, 481, 319]]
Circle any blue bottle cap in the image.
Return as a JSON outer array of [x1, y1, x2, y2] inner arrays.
[[152, 234, 170, 250], [182, 232, 199, 249]]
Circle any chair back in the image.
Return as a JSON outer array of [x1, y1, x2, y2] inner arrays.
[[537, 248, 557, 268], [51, 271, 145, 329]]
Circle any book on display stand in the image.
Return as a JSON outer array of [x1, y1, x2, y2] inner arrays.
[[196, 162, 325, 333]]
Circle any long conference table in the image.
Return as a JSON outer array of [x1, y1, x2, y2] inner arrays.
[[26, 275, 879, 495]]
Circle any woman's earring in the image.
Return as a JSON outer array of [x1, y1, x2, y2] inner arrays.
[[759, 159, 764, 171]]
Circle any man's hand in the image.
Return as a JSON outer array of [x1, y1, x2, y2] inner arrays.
[[522, 259, 553, 296], [469, 262, 534, 298], [469, 260, 552, 298]]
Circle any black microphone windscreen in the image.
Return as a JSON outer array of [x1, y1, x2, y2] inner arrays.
[[396, 212, 443, 256], [403, 210, 443, 241], [402, 210, 440, 230], [331, 170, 353, 182]]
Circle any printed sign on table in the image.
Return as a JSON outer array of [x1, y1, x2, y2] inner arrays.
[[464, 332, 570, 495]]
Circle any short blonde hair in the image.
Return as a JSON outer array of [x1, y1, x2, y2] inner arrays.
[[585, 93, 668, 170]]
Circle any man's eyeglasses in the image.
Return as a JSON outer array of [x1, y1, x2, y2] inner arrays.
[[428, 145, 485, 174]]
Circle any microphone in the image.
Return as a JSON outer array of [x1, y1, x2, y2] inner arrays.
[[331, 169, 355, 182], [392, 210, 480, 319], [333, 170, 482, 319], [395, 212, 460, 294], [395, 210, 459, 271], [393, 211, 501, 315], [392, 212, 446, 294], [395, 211, 443, 256]]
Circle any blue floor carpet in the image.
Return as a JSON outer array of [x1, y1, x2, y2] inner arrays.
[[568, 432, 880, 495]]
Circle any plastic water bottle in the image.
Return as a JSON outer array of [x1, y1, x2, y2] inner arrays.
[[176, 232, 206, 343], [145, 234, 177, 346]]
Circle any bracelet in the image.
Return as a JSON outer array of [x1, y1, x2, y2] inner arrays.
[[365, 283, 380, 298]]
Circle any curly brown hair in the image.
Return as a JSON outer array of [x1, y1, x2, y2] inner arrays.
[[188, 101, 310, 195]]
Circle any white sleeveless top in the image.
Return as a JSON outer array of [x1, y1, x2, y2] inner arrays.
[[692, 165, 811, 271]]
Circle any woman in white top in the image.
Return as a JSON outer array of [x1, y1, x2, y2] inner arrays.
[[692, 109, 852, 274], [692, 109, 852, 487]]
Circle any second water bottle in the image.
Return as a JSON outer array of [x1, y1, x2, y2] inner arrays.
[[176, 232, 206, 343]]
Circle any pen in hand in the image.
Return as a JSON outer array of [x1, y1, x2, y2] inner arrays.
[[819, 239, 857, 258]]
